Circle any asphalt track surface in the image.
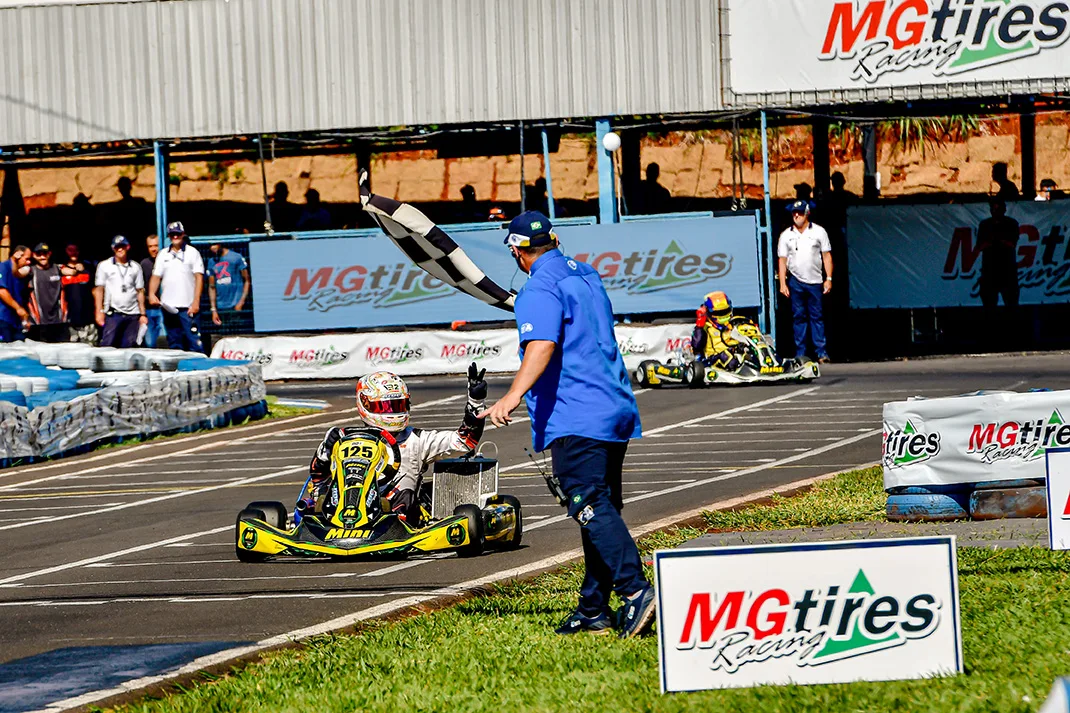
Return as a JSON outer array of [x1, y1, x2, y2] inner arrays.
[[1, 354, 1069, 711]]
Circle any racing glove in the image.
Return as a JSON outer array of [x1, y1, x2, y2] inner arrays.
[[467, 361, 488, 401]]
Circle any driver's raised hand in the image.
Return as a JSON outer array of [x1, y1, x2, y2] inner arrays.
[[467, 361, 488, 401]]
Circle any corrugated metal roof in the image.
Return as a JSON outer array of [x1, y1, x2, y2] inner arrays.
[[0, 0, 724, 147]]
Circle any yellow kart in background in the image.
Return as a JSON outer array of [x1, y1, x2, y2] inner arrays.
[[235, 428, 521, 561]]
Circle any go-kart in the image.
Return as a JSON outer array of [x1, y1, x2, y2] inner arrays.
[[235, 428, 521, 561], [634, 318, 819, 388]]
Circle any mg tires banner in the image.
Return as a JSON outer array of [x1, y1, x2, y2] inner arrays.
[[883, 389, 1070, 488], [848, 201, 1070, 308], [728, 0, 1070, 94], [212, 324, 695, 380], [249, 215, 760, 332], [655, 538, 962, 692]]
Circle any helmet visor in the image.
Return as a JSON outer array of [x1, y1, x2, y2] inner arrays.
[[360, 395, 410, 414]]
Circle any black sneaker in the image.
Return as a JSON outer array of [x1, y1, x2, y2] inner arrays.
[[618, 585, 657, 639], [555, 610, 614, 635]]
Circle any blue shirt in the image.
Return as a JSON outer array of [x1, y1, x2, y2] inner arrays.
[[514, 249, 641, 451], [207, 250, 248, 310], [0, 260, 26, 327]]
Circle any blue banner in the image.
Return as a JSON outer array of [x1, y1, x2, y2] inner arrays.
[[250, 215, 760, 332]]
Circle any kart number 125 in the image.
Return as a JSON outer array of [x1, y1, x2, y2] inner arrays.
[[339, 441, 377, 460]]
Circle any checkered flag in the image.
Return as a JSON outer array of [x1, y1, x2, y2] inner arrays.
[[359, 170, 515, 312]]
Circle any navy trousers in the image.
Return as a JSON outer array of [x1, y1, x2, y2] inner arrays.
[[163, 309, 204, 353], [788, 274, 828, 359], [551, 436, 646, 616]]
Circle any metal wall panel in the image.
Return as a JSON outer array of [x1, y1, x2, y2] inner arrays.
[[0, 0, 723, 146]]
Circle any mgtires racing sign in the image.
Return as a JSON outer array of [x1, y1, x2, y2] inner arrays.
[[884, 389, 1070, 488], [728, 0, 1070, 94], [655, 538, 962, 692]]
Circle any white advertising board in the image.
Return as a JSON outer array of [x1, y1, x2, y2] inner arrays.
[[211, 325, 695, 380], [728, 0, 1070, 95], [1045, 448, 1070, 550], [655, 537, 962, 693], [884, 390, 1070, 489]]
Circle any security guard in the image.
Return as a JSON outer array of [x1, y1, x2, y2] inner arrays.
[[480, 211, 655, 639]]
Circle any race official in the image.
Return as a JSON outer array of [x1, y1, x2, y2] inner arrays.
[[94, 235, 147, 348], [149, 221, 205, 353], [480, 211, 655, 639], [778, 199, 833, 363], [0, 246, 32, 342]]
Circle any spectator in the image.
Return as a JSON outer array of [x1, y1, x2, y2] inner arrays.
[[778, 199, 833, 363], [60, 244, 98, 345], [0, 245, 31, 342], [27, 242, 67, 343], [207, 242, 250, 334], [149, 221, 205, 353], [488, 206, 506, 221], [639, 163, 671, 214], [455, 185, 483, 223], [1036, 178, 1061, 202], [296, 189, 331, 231], [992, 162, 1020, 200], [976, 198, 1020, 315], [113, 176, 153, 244], [269, 181, 298, 233], [526, 178, 549, 216], [140, 234, 165, 348], [94, 236, 147, 348]]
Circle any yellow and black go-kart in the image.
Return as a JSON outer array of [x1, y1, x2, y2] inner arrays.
[[634, 318, 819, 388], [235, 428, 521, 562]]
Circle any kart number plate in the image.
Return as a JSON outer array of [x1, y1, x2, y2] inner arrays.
[[339, 440, 377, 460]]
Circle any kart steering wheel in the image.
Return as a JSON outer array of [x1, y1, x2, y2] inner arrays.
[[378, 430, 402, 479]]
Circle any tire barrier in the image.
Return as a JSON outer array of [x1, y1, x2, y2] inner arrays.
[[886, 493, 970, 522], [0, 361, 267, 466], [969, 486, 1048, 520], [973, 479, 1047, 490]]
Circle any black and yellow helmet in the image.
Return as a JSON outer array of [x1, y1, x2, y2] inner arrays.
[[703, 291, 733, 326]]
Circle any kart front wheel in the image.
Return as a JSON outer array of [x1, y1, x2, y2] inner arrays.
[[453, 504, 485, 558], [492, 494, 523, 550], [235, 508, 269, 563], [244, 501, 288, 529], [634, 361, 657, 388], [687, 362, 706, 389]]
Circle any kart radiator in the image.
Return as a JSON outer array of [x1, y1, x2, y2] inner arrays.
[[431, 456, 498, 519]]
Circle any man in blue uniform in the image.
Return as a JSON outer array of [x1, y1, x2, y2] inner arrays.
[[481, 211, 655, 639]]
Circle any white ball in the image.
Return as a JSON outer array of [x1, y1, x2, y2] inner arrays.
[[602, 131, 621, 153]]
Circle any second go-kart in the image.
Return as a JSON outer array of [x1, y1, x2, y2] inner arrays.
[[235, 428, 521, 561], [634, 317, 819, 388]]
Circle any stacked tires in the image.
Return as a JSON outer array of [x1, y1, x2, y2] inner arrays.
[[886, 479, 1049, 522]]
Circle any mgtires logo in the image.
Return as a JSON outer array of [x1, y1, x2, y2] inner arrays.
[[220, 349, 273, 366], [967, 409, 1070, 463], [572, 240, 732, 294], [366, 344, 424, 366], [883, 419, 941, 468], [617, 337, 651, 356], [441, 342, 502, 363], [283, 264, 451, 312], [821, 0, 1070, 83], [289, 348, 349, 367], [677, 569, 940, 673]]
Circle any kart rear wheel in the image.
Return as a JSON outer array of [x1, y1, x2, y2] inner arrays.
[[492, 494, 523, 550], [634, 361, 657, 388], [244, 501, 288, 529], [236, 508, 269, 563], [453, 503, 485, 558], [686, 361, 705, 389]]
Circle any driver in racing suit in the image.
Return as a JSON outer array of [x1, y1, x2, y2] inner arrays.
[[690, 291, 745, 372], [297, 363, 489, 525]]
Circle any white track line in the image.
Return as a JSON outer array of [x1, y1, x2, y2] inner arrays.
[[643, 387, 819, 435], [29, 461, 871, 713]]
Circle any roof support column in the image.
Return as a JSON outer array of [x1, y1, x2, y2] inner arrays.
[[1021, 102, 1036, 200], [596, 119, 619, 223], [153, 140, 169, 239], [760, 110, 777, 345], [812, 117, 830, 200], [541, 128, 556, 220], [862, 123, 879, 201]]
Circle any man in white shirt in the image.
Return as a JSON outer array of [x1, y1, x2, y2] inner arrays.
[[778, 200, 833, 363], [148, 221, 205, 353], [94, 235, 147, 348]]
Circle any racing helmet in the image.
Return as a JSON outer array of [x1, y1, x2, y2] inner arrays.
[[355, 371, 410, 433], [703, 291, 733, 327]]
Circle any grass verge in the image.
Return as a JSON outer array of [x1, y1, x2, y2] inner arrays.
[[108, 466, 1069, 713]]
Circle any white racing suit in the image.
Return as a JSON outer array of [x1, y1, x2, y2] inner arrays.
[[303, 395, 486, 524]]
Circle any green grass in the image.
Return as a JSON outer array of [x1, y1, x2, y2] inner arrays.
[[107, 467, 1070, 713]]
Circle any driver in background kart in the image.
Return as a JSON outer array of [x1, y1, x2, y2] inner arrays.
[[690, 291, 746, 372], [297, 363, 489, 525]]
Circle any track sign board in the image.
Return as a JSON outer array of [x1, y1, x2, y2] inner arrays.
[[1045, 449, 1070, 550], [654, 538, 962, 693]]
